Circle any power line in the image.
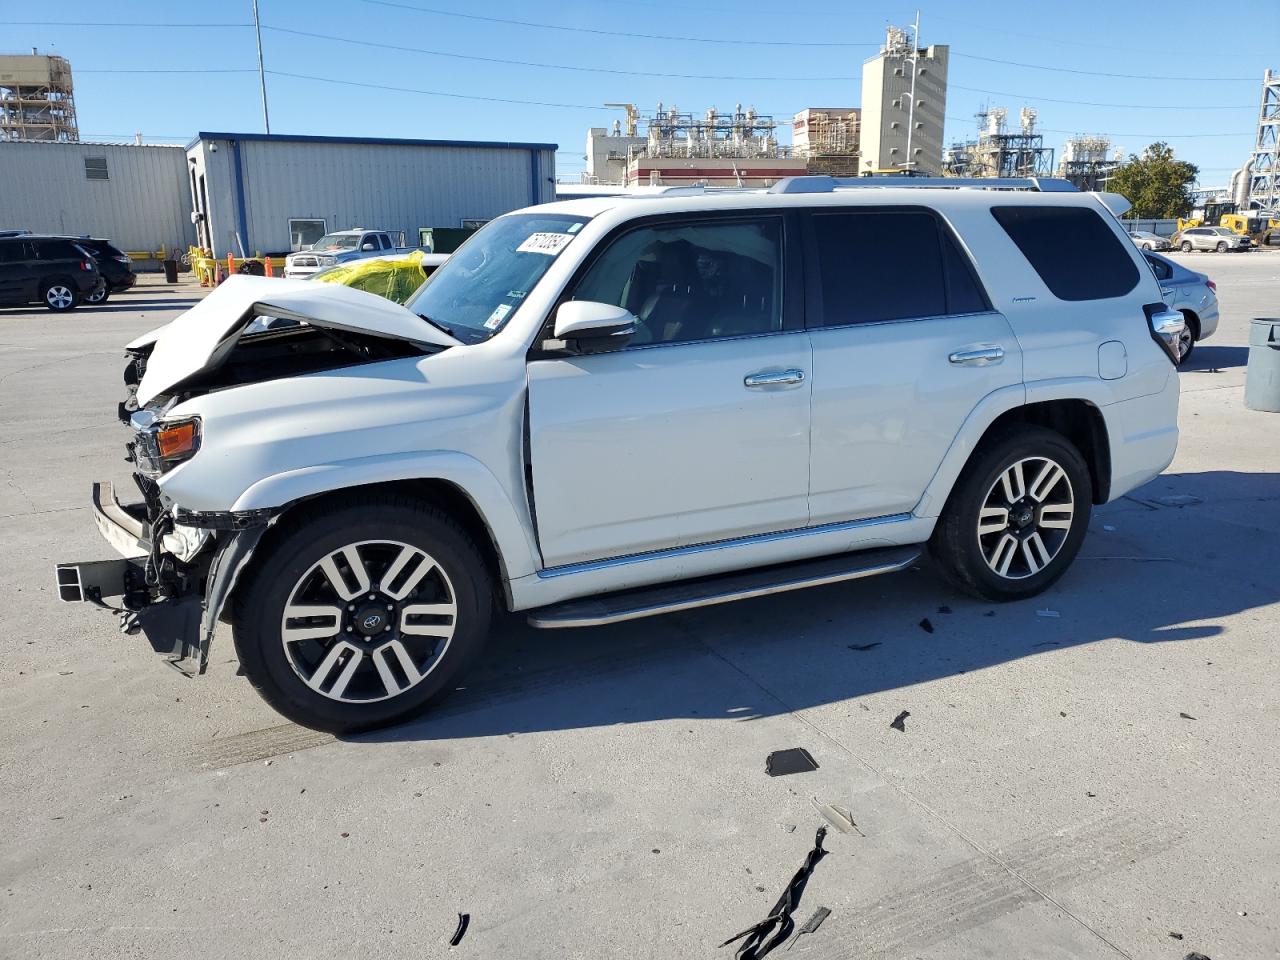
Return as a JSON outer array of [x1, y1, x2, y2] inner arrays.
[[264, 25, 855, 80], [7, 20, 251, 27], [265, 70, 615, 110], [361, 0, 876, 47], [76, 68, 258, 74], [949, 82, 1255, 110], [950, 52, 1253, 83]]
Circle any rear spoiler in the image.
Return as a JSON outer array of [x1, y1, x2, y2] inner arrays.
[[1090, 192, 1132, 218]]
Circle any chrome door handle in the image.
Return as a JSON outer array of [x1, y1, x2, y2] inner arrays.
[[744, 369, 805, 388], [948, 346, 1005, 366]]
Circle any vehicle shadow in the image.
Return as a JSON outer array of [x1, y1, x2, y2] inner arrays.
[[82, 299, 203, 312], [1181, 345, 1249, 372], [355, 470, 1279, 744]]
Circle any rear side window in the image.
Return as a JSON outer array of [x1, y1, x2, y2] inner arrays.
[[809, 209, 990, 327], [34, 239, 83, 260], [1144, 253, 1172, 281], [992, 206, 1139, 301], [0, 240, 32, 263]]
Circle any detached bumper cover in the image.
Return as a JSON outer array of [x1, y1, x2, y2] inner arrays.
[[56, 481, 271, 677]]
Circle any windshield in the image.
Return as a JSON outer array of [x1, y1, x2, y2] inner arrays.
[[404, 212, 589, 343], [312, 234, 362, 251]]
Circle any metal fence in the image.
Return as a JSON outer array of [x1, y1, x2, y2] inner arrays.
[[1122, 218, 1179, 237]]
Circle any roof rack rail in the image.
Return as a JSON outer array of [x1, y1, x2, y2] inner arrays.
[[767, 176, 1079, 195]]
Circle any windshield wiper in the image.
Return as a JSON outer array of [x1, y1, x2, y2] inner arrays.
[[417, 313, 455, 337]]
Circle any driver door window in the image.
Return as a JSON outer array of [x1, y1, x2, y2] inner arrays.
[[573, 219, 784, 345]]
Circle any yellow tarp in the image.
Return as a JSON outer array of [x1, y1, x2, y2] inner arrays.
[[312, 250, 433, 304]]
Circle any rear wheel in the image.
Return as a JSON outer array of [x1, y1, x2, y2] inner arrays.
[[42, 280, 78, 311], [1176, 312, 1198, 364], [929, 427, 1092, 602], [233, 497, 493, 732], [85, 280, 110, 305]]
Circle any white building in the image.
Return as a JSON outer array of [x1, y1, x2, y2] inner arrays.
[[859, 27, 949, 176]]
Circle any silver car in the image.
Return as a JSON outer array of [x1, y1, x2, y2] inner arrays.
[[1129, 230, 1171, 251], [1176, 226, 1253, 253], [1145, 251, 1219, 363]]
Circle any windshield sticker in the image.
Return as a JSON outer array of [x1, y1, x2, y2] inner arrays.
[[517, 232, 574, 255], [567, 222, 584, 233], [484, 303, 513, 330]]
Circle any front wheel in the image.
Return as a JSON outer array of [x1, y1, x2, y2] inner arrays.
[[1180, 241, 1193, 253], [1216, 241, 1228, 253], [929, 427, 1092, 602], [233, 497, 493, 732]]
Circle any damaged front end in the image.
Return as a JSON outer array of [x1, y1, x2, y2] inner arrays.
[[56, 480, 272, 677]]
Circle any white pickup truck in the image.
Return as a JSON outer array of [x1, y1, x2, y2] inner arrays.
[[284, 229, 420, 279]]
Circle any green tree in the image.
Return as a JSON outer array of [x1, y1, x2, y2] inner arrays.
[[1109, 143, 1199, 219]]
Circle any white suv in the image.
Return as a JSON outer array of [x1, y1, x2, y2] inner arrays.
[[57, 177, 1184, 732]]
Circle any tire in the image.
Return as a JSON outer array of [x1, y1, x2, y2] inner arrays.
[[1180, 241, 1193, 253], [233, 496, 494, 733], [1216, 241, 1227, 253], [42, 280, 79, 312], [929, 426, 1092, 602], [1140, 242, 1152, 250], [1176, 312, 1197, 364], [85, 281, 110, 305]]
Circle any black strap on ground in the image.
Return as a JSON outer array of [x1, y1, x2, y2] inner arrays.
[[719, 826, 828, 960], [449, 912, 470, 946]]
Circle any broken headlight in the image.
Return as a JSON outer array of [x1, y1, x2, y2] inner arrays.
[[133, 416, 202, 476]]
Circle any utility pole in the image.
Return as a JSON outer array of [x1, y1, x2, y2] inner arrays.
[[253, 0, 271, 133], [902, 10, 920, 173]]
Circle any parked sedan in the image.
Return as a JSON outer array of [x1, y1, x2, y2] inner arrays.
[[1176, 226, 1253, 253], [1145, 251, 1218, 363], [1128, 230, 1171, 251]]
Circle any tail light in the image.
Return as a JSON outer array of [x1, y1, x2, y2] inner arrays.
[[80, 260, 93, 271], [1206, 280, 1217, 293], [113, 254, 130, 264]]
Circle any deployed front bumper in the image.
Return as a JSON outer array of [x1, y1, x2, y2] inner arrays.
[[56, 481, 269, 677]]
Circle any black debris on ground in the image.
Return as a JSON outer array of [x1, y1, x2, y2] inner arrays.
[[449, 912, 470, 946], [719, 827, 828, 960], [918, 618, 934, 634], [1180, 712, 1197, 720], [847, 642, 881, 652], [788, 906, 831, 950], [890, 711, 910, 733], [1184, 953, 1212, 960], [937, 606, 952, 614], [983, 610, 996, 617], [1059, 711, 1068, 717], [1169, 932, 1184, 940], [1032, 641, 1060, 647], [766, 748, 819, 777]]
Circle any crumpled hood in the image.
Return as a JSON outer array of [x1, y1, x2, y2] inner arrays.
[[134, 274, 460, 405]]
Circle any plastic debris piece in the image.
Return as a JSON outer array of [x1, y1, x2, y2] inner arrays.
[[766, 748, 819, 777], [810, 797, 863, 837], [1179, 712, 1197, 720], [847, 642, 881, 652], [1170, 932, 1184, 940], [890, 710, 910, 732], [719, 827, 828, 960], [918, 618, 934, 634], [450, 912, 470, 946], [1158, 494, 1202, 507], [1035, 609, 1061, 618], [1184, 953, 1212, 960], [787, 906, 831, 950]]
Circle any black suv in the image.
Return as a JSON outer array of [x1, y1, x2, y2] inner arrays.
[[64, 237, 137, 304], [0, 236, 101, 311]]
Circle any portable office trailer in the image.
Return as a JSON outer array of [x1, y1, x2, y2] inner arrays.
[[0, 140, 194, 261], [185, 132, 558, 258]]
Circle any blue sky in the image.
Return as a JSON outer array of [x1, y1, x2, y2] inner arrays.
[[5, 0, 1273, 186]]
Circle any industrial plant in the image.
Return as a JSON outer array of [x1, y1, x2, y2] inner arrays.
[[0, 51, 78, 142]]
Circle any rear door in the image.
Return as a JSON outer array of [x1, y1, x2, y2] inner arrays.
[[526, 213, 812, 567], [803, 207, 1023, 524], [0, 240, 34, 302]]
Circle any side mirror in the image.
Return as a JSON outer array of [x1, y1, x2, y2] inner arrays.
[[361, 242, 375, 251], [550, 301, 636, 353]]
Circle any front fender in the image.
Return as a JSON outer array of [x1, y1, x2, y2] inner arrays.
[[231, 450, 540, 580]]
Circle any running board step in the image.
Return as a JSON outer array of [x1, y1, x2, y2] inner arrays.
[[527, 545, 921, 629]]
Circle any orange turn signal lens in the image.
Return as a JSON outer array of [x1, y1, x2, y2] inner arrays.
[[156, 420, 200, 460]]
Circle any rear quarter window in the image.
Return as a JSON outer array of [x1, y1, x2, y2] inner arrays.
[[34, 239, 84, 260], [991, 205, 1139, 301]]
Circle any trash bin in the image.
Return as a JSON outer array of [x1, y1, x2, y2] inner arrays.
[[162, 259, 179, 284], [1245, 317, 1280, 413]]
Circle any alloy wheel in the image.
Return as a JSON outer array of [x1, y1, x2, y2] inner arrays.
[[976, 457, 1075, 580], [280, 540, 458, 703], [46, 285, 74, 309], [1177, 325, 1194, 361], [86, 283, 107, 304]]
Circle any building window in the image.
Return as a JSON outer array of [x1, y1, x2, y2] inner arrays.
[[891, 122, 901, 129], [288, 219, 327, 251], [84, 157, 109, 181], [460, 219, 489, 230]]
